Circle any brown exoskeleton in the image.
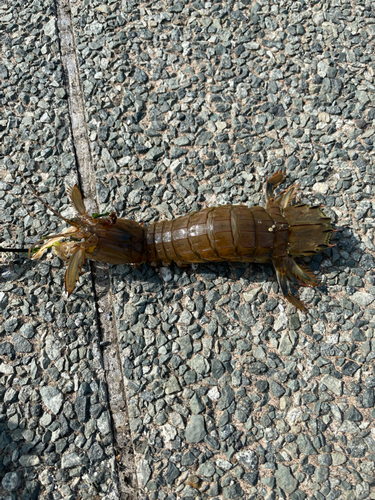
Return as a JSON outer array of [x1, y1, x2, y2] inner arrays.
[[25, 171, 334, 310]]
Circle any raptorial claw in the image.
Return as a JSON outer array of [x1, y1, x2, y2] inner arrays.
[[29, 227, 79, 260], [67, 185, 87, 216], [65, 246, 86, 296]]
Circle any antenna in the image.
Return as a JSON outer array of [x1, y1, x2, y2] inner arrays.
[[20, 172, 78, 227]]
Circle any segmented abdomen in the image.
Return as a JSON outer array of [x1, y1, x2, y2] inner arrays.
[[145, 206, 289, 265]]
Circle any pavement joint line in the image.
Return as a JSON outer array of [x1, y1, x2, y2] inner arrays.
[[55, 0, 138, 497]]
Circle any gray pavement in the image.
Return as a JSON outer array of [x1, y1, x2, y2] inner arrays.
[[1, 0, 375, 499]]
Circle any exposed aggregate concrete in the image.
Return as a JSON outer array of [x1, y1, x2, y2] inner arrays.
[[1, 0, 375, 499]]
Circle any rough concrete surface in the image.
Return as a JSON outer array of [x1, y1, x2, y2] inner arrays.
[[1, 0, 375, 500]]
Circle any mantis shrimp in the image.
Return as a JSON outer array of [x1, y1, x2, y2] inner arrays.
[[25, 171, 334, 310]]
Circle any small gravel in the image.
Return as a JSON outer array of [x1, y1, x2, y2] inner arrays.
[[1, 0, 375, 499]]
